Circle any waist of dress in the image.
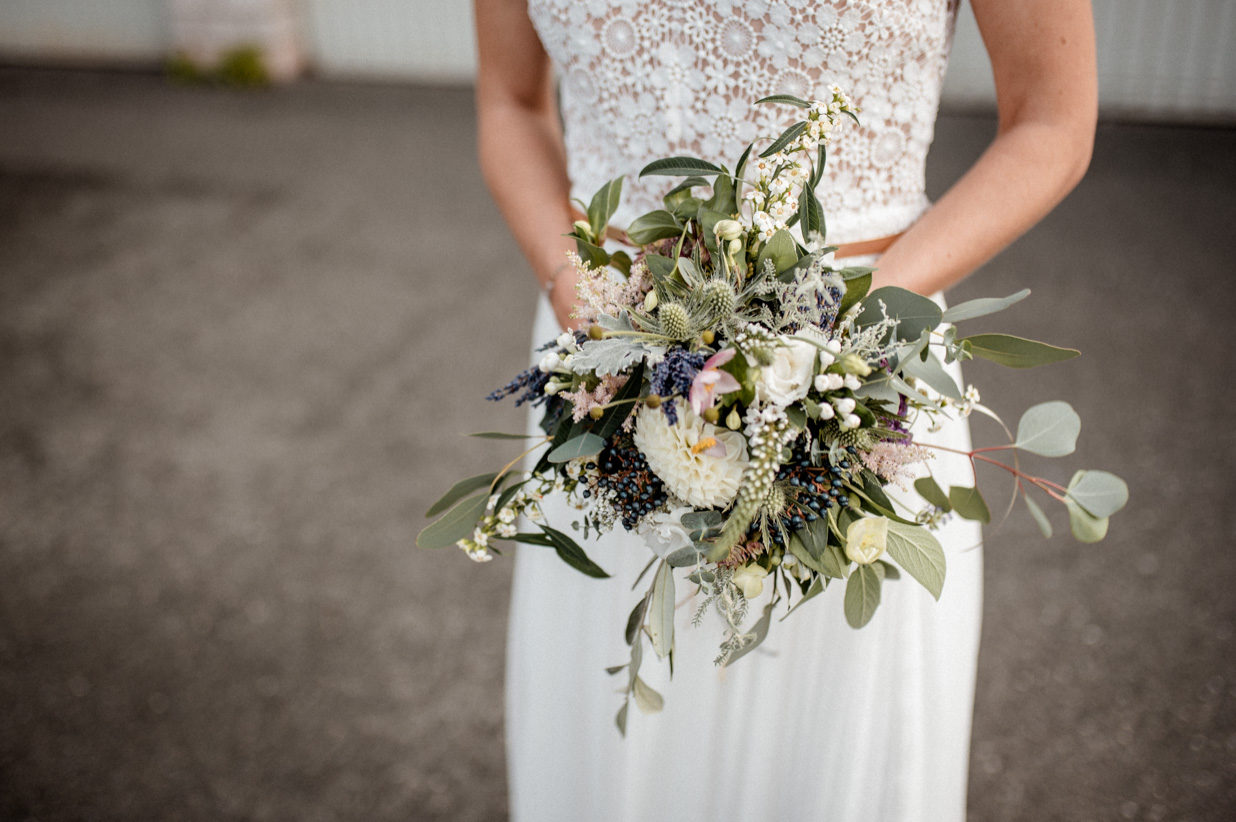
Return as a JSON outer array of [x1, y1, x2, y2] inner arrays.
[[568, 205, 901, 260]]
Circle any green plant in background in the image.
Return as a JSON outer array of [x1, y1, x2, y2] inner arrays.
[[165, 46, 271, 89]]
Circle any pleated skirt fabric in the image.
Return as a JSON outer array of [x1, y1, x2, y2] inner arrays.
[[506, 264, 983, 822]]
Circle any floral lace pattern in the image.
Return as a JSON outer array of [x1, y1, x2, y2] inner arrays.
[[528, 0, 959, 243]]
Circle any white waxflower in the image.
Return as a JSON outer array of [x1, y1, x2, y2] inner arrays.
[[498, 507, 516, 525], [632, 405, 750, 509], [472, 529, 490, 548], [732, 563, 769, 599], [755, 337, 817, 407], [845, 517, 889, 565], [496, 522, 517, 538]]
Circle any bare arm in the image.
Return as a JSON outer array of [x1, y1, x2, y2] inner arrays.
[[872, 0, 1098, 295], [474, 0, 580, 330]]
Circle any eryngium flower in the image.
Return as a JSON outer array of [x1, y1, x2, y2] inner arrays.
[[633, 405, 749, 509]]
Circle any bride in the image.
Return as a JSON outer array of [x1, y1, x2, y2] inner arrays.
[[473, 2, 1097, 820]]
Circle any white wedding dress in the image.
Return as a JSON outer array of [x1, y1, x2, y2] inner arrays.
[[506, 2, 983, 820]]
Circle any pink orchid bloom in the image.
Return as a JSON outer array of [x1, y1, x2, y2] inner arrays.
[[690, 348, 741, 416]]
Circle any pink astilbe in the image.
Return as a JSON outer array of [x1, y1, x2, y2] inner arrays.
[[562, 374, 628, 422], [570, 254, 651, 326], [860, 442, 933, 491]]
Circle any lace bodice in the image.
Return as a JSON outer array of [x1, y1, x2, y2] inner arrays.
[[528, 0, 959, 244]]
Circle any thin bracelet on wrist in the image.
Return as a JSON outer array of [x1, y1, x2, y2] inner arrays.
[[543, 260, 573, 297]]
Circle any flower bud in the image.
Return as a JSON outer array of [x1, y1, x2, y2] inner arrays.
[[838, 353, 872, 377], [703, 407, 721, 424], [845, 517, 888, 565], [644, 289, 659, 312], [589, 405, 605, 420], [726, 407, 742, 430], [713, 219, 744, 242], [573, 220, 594, 241], [700, 329, 715, 345], [728, 238, 743, 257], [644, 393, 662, 409], [588, 324, 606, 340], [834, 397, 856, 415]]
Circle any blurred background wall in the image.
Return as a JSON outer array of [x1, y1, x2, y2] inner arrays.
[[0, 0, 1234, 120]]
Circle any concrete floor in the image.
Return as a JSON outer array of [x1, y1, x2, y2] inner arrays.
[[0, 68, 1233, 822]]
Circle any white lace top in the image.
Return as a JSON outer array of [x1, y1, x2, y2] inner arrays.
[[527, 0, 959, 244]]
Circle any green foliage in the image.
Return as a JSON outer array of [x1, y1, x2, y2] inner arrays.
[[425, 472, 499, 518], [884, 521, 946, 600], [914, 476, 951, 511], [962, 333, 1080, 368], [844, 562, 884, 628], [1024, 494, 1053, 538], [940, 289, 1031, 323], [638, 156, 724, 177], [217, 46, 270, 88], [417, 493, 489, 549], [1066, 470, 1129, 518], [540, 525, 610, 578], [1015, 401, 1081, 457], [949, 485, 992, 523], [856, 287, 943, 342], [547, 433, 606, 463], [648, 561, 675, 659]]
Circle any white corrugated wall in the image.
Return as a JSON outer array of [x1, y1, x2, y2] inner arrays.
[[0, 1, 1233, 120]]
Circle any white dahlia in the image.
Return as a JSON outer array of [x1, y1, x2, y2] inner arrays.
[[633, 405, 750, 509]]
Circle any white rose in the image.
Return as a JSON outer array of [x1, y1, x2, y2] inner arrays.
[[755, 337, 817, 407], [732, 563, 769, 600], [637, 505, 698, 559], [845, 516, 889, 565]]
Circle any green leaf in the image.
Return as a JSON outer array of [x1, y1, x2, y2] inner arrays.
[[417, 492, 490, 549], [639, 156, 724, 177], [754, 93, 812, 108], [681, 510, 723, 531], [876, 560, 900, 580], [836, 269, 872, 317], [625, 593, 650, 646], [884, 521, 946, 600], [644, 253, 677, 284], [540, 525, 611, 578], [781, 576, 825, 621], [844, 562, 884, 628], [647, 561, 675, 659], [615, 701, 629, 736], [725, 602, 774, 666], [547, 432, 606, 463], [595, 362, 645, 440], [940, 289, 1031, 324], [665, 545, 706, 567], [704, 173, 737, 216], [810, 142, 827, 189], [734, 142, 754, 181], [798, 184, 822, 237], [1067, 470, 1129, 519], [696, 208, 732, 255], [755, 229, 798, 275], [1066, 496, 1109, 543], [663, 176, 710, 201], [507, 531, 554, 547], [425, 472, 499, 518], [1015, 401, 1081, 457], [949, 485, 992, 523], [788, 531, 826, 575], [587, 176, 623, 240], [626, 210, 683, 245], [1025, 494, 1053, 539], [759, 121, 808, 157], [468, 432, 541, 440], [899, 351, 962, 400], [914, 476, 952, 511], [609, 250, 632, 276], [573, 237, 610, 269], [856, 286, 943, 342], [785, 405, 808, 430], [962, 333, 1080, 369], [632, 676, 664, 714]]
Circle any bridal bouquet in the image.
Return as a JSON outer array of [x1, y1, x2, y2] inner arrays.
[[420, 90, 1126, 731]]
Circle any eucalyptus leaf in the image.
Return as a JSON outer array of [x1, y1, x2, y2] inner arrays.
[[615, 701, 629, 736], [780, 576, 825, 621], [547, 432, 606, 463], [648, 561, 675, 659], [639, 156, 723, 178], [1025, 494, 1053, 539], [540, 525, 610, 578], [884, 521, 946, 600], [836, 269, 873, 317], [506, 532, 554, 547], [1067, 470, 1129, 519], [625, 593, 650, 646], [844, 562, 884, 628], [416, 492, 489, 549], [949, 485, 992, 523], [856, 287, 943, 342], [962, 333, 1080, 369], [1015, 401, 1081, 457], [665, 545, 706, 567], [425, 472, 499, 518], [899, 350, 963, 400], [724, 602, 774, 666], [468, 432, 541, 440], [1066, 497, 1109, 543], [914, 476, 952, 511], [940, 289, 1031, 323], [681, 511, 723, 531], [626, 210, 682, 245], [632, 676, 664, 714]]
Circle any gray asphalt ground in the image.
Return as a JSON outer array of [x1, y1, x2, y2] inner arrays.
[[0, 67, 1233, 822]]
